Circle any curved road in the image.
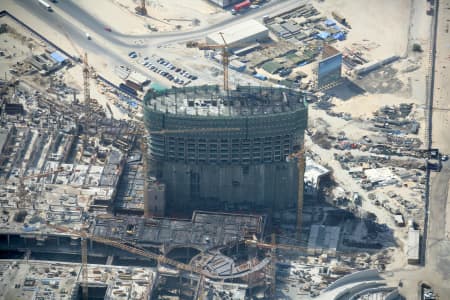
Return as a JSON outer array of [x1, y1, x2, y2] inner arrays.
[[12, 0, 302, 49], [5, 0, 302, 87]]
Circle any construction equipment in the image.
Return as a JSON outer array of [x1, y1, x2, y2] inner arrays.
[[61, 31, 93, 144], [17, 167, 65, 208], [269, 233, 276, 297], [287, 148, 306, 241], [48, 223, 206, 274], [244, 237, 360, 258], [82, 52, 91, 123], [135, 0, 147, 16], [186, 33, 230, 91]]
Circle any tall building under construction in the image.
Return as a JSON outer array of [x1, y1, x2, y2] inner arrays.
[[143, 85, 308, 215]]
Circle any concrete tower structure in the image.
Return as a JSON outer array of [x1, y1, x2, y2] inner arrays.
[[143, 85, 308, 215]]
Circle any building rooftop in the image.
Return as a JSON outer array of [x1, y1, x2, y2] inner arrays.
[[322, 44, 340, 59], [206, 20, 268, 46], [304, 157, 330, 188], [144, 85, 308, 117]]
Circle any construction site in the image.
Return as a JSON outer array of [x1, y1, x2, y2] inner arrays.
[[1, 0, 449, 299]]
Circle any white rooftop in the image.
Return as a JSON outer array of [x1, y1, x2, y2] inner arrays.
[[407, 228, 420, 260], [304, 157, 330, 188], [364, 167, 399, 186], [207, 19, 268, 46], [128, 72, 148, 85]]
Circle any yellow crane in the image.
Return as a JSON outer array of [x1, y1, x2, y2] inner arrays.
[[62, 31, 93, 145], [244, 236, 361, 257], [17, 167, 65, 208], [186, 32, 230, 91], [47, 223, 206, 273], [287, 148, 306, 241]]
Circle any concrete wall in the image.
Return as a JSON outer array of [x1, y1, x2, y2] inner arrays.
[[160, 160, 299, 213], [146, 184, 166, 217]]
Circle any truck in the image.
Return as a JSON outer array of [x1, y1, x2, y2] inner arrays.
[[38, 0, 52, 11], [232, 0, 251, 14]]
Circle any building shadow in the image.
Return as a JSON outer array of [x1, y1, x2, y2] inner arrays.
[[324, 78, 366, 101]]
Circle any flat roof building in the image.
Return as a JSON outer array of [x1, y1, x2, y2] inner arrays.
[[407, 228, 420, 264], [206, 20, 269, 48]]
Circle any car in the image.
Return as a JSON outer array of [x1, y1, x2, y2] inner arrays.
[[142, 61, 149, 66], [104, 27, 112, 32], [191, 75, 198, 80], [85, 32, 91, 40], [363, 135, 372, 143], [128, 51, 137, 58], [150, 66, 156, 70], [175, 68, 181, 72], [441, 155, 449, 161]]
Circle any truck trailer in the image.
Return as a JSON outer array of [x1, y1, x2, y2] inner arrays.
[[38, 0, 52, 11], [232, 0, 251, 14]]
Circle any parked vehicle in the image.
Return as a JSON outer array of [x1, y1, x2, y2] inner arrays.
[[232, 0, 251, 14]]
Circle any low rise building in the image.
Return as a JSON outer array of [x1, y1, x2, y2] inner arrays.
[[206, 20, 269, 48]]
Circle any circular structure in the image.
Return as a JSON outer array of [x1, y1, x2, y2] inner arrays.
[[144, 85, 308, 214]]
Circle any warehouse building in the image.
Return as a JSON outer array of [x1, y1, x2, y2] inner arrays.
[[206, 20, 269, 48], [143, 85, 308, 215]]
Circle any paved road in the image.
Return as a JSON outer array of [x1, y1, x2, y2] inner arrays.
[[11, 0, 302, 49], [386, 1, 450, 298], [4, 0, 302, 87]]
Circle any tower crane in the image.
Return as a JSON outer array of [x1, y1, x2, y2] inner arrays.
[[17, 167, 65, 208], [186, 33, 234, 91], [244, 236, 361, 257], [47, 223, 206, 274], [287, 148, 306, 241], [61, 31, 92, 143]]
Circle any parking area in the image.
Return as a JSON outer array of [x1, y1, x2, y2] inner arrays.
[[128, 51, 198, 87]]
